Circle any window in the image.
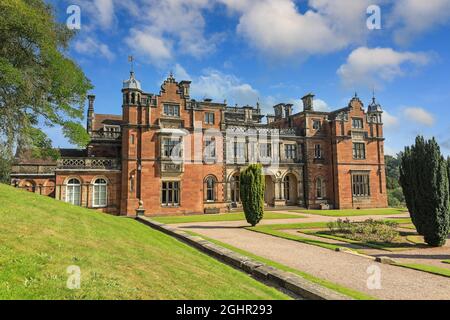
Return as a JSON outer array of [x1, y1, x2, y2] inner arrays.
[[230, 175, 240, 203], [234, 142, 246, 159], [163, 104, 180, 117], [314, 144, 323, 159], [316, 178, 324, 199], [204, 138, 216, 158], [259, 143, 272, 158], [162, 181, 180, 206], [162, 138, 182, 158], [285, 144, 297, 160], [313, 120, 321, 130], [352, 118, 364, 129], [353, 143, 366, 159], [204, 112, 215, 125], [93, 178, 107, 207], [283, 176, 290, 201], [130, 134, 135, 145], [205, 176, 216, 202], [66, 178, 81, 206], [352, 174, 370, 197]]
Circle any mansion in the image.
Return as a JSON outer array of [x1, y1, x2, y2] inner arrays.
[[10, 72, 388, 216]]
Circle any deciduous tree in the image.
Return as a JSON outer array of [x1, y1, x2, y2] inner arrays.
[[0, 0, 92, 182]]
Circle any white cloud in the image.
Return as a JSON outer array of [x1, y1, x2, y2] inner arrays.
[[191, 69, 259, 105], [403, 107, 435, 126], [219, 0, 376, 57], [337, 47, 430, 88], [122, 0, 221, 64], [390, 0, 450, 45], [74, 37, 115, 61], [382, 110, 399, 129], [93, 0, 115, 29], [314, 98, 330, 112], [125, 29, 172, 65]]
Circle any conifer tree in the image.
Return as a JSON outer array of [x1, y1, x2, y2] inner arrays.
[[400, 136, 450, 246], [240, 164, 265, 227]]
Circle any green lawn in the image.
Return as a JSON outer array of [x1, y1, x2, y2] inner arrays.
[[443, 260, 450, 265], [184, 231, 376, 300], [247, 223, 342, 251], [0, 184, 288, 300], [247, 220, 417, 252], [152, 211, 304, 224], [291, 208, 408, 217], [394, 263, 450, 278]]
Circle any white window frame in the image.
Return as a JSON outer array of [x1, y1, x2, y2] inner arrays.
[[66, 178, 81, 206], [92, 178, 108, 208]]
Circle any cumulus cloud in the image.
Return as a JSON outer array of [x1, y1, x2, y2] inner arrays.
[[219, 0, 376, 57], [121, 0, 222, 64], [390, 0, 450, 45], [337, 47, 430, 88], [125, 29, 172, 65], [403, 107, 435, 126], [191, 69, 259, 105], [382, 110, 399, 129], [74, 37, 115, 61]]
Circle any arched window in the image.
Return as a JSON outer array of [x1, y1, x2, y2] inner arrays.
[[66, 178, 81, 206], [93, 178, 107, 207], [283, 176, 290, 201], [205, 176, 217, 202], [316, 177, 325, 199]]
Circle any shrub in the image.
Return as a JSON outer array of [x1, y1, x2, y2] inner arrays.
[[328, 219, 400, 243], [240, 164, 265, 226]]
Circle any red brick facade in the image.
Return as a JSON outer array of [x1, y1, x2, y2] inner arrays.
[[11, 73, 387, 216]]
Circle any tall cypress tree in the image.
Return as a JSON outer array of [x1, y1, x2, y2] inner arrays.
[[400, 136, 450, 246], [240, 164, 265, 227]]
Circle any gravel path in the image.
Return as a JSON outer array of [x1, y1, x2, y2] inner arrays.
[[173, 216, 450, 300]]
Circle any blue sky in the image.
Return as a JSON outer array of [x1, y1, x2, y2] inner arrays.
[[47, 0, 450, 156]]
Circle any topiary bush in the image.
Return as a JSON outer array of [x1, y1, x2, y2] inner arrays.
[[400, 136, 450, 247], [240, 164, 265, 227]]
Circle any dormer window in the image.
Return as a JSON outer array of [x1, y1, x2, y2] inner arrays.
[[313, 120, 321, 130], [163, 104, 180, 117], [352, 118, 364, 129]]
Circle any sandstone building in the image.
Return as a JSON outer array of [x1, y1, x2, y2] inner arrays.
[[10, 72, 388, 216]]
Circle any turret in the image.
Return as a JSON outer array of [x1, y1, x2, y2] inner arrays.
[[122, 71, 142, 106]]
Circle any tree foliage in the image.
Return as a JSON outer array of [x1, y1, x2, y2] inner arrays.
[[0, 0, 92, 181], [399, 136, 450, 247], [240, 164, 265, 227], [385, 155, 405, 207]]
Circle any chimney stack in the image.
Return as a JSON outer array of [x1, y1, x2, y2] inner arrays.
[[302, 93, 314, 112], [87, 95, 95, 134], [284, 104, 293, 118]]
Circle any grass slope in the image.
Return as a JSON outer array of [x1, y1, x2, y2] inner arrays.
[[152, 212, 304, 224], [0, 184, 287, 300]]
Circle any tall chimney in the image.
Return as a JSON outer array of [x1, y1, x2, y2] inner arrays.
[[302, 93, 314, 112], [87, 95, 95, 134], [284, 104, 293, 118]]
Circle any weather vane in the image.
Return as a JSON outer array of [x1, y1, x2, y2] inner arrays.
[[128, 55, 134, 73]]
